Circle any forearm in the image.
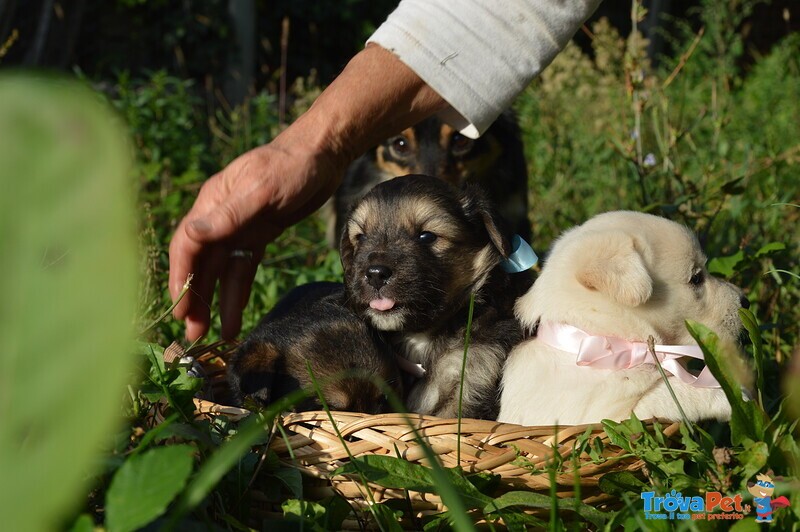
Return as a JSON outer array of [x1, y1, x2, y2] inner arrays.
[[368, 0, 603, 137], [276, 43, 448, 171]]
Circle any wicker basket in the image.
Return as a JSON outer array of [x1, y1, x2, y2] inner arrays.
[[154, 342, 680, 528]]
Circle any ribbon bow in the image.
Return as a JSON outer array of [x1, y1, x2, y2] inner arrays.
[[501, 235, 538, 273], [536, 321, 721, 388]]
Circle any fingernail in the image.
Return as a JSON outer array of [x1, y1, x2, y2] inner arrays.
[[189, 219, 212, 235]]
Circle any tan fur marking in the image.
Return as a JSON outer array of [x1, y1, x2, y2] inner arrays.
[[323, 386, 351, 410], [376, 147, 414, 177], [237, 343, 281, 373], [403, 127, 417, 149], [472, 244, 498, 282], [376, 127, 418, 177], [397, 197, 461, 243], [346, 202, 373, 243], [456, 136, 502, 181], [439, 123, 455, 150]]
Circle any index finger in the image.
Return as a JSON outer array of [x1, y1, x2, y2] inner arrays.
[[169, 218, 204, 320]]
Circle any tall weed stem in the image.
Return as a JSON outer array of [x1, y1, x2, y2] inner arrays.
[[457, 293, 476, 466]]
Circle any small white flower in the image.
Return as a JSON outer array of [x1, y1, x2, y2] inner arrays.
[[643, 153, 657, 167]]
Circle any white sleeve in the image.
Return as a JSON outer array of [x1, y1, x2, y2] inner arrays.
[[367, 0, 602, 138]]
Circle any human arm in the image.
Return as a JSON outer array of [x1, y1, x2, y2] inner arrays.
[[368, 0, 603, 138], [169, 0, 603, 341], [168, 43, 448, 341]]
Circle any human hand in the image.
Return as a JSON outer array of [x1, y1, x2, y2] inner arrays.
[[169, 132, 345, 341], [168, 44, 446, 341]]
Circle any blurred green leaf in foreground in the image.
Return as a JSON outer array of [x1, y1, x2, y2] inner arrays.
[[0, 74, 138, 532]]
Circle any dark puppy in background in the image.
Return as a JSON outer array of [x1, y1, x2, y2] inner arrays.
[[228, 282, 400, 413], [330, 110, 530, 246], [341, 175, 531, 419]]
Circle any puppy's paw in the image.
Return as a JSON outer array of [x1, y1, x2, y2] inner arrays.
[[635, 385, 732, 422]]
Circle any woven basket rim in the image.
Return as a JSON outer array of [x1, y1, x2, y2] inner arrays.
[[150, 341, 683, 529]]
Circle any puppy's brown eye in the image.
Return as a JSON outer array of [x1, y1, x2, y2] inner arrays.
[[355, 233, 366, 243], [450, 133, 474, 157], [690, 271, 705, 286], [418, 231, 437, 244], [388, 135, 412, 159]]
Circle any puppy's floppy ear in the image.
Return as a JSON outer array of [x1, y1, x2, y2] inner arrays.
[[575, 230, 653, 307], [460, 186, 512, 258], [339, 219, 356, 278]]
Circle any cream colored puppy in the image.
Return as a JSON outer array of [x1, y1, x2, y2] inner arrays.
[[499, 211, 747, 425]]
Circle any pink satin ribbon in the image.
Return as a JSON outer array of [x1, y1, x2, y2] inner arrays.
[[536, 321, 721, 388]]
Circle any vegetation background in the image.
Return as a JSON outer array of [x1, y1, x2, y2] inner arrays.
[[1, 0, 798, 530]]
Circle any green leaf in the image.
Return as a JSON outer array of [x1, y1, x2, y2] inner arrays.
[[422, 512, 451, 531], [335, 454, 439, 492], [282, 499, 326, 531], [485, 491, 607, 527], [738, 442, 769, 482], [626, 515, 671, 531], [754, 242, 785, 258], [336, 456, 490, 508], [270, 467, 304, 499], [488, 509, 547, 531], [0, 75, 138, 532], [708, 250, 744, 277], [142, 342, 167, 377], [601, 415, 648, 454], [685, 320, 766, 445], [68, 514, 95, 532], [370, 503, 404, 532], [153, 421, 214, 447], [170, 388, 307, 523], [169, 367, 205, 395], [319, 496, 353, 531], [105, 445, 195, 532], [691, 423, 717, 454], [601, 420, 633, 452], [739, 308, 765, 398], [130, 413, 178, 457], [598, 471, 649, 496], [466, 471, 501, 495], [730, 517, 760, 531], [442, 467, 493, 508], [678, 422, 702, 455], [484, 490, 553, 512]]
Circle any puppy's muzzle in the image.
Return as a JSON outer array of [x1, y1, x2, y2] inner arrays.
[[366, 264, 393, 289]]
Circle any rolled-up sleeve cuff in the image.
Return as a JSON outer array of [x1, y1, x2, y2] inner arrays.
[[368, 0, 601, 138]]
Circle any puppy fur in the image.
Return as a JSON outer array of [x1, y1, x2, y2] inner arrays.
[[228, 282, 400, 413], [341, 175, 532, 419], [329, 110, 530, 246], [499, 211, 747, 425]]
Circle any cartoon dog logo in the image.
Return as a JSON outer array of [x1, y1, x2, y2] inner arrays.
[[747, 473, 790, 522]]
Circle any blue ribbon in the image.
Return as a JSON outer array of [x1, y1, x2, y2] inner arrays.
[[501, 234, 538, 273]]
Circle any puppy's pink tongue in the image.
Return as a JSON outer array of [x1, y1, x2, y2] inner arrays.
[[370, 297, 396, 311]]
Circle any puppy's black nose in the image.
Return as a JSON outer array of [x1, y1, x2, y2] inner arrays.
[[366, 265, 392, 289], [740, 295, 750, 309]]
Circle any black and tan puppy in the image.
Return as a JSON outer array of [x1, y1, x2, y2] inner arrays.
[[228, 282, 400, 413], [341, 175, 531, 419], [330, 110, 530, 246]]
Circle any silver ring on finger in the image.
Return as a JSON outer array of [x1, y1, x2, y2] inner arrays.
[[229, 249, 255, 260]]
